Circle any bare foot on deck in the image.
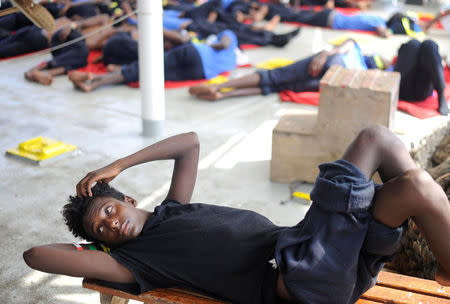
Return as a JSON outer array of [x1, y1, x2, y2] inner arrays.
[[196, 91, 224, 101], [436, 265, 450, 286], [69, 71, 94, 92], [72, 79, 94, 92], [27, 70, 53, 85], [68, 71, 93, 83], [189, 84, 219, 97]]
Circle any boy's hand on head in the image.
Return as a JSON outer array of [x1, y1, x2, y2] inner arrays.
[[77, 162, 122, 197]]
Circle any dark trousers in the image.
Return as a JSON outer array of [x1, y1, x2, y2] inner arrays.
[[164, 43, 205, 81], [0, 26, 48, 58], [121, 61, 139, 83], [102, 32, 138, 66], [266, 5, 332, 26], [183, 0, 222, 21], [394, 39, 445, 101], [258, 53, 345, 94], [187, 17, 273, 46], [48, 29, 88, 72]]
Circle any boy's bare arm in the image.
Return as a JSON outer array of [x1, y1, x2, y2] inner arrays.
[[210, 35, 231, 51], [23, 244, 135, 283], [77, 132, 200, 204]]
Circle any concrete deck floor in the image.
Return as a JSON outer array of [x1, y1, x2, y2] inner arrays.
[[1, 3, 449, 303]]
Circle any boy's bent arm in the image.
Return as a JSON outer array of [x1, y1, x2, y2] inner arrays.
[[23, 244, 136, 283], [77, 132, 199, 204]]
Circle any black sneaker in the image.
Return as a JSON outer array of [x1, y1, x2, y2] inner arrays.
[[271, 28, 300, 47]]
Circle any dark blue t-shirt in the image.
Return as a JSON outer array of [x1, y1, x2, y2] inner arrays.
[[109, 201, 285, 304]]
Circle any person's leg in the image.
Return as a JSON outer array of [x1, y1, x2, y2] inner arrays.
[[164, 44, 205, 81], [188, 73, 262, 100], [68, 67, 127, 92], [416, 40, 449, 115], [342, 125, 450, 285], [189, 52, 329, 100], [0, 39, 27, 58], [394, 39, 421, 101], [293, 9, 332, 27]]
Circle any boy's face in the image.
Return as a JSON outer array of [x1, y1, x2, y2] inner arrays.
[[82, 196, 147, 246]]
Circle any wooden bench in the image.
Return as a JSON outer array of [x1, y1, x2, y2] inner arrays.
[[83, 270, 450, 304]]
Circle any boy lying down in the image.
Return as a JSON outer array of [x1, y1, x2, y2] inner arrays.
[[23, 126, 450, 304]]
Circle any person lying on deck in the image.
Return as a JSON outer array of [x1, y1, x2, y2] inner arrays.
[[163, 3, 300, 48], [189, 38, 449, 115], [23, 14, 134, 85], [68, 29, 239, 92], [226, 1, 424, 38], [23, 126, 450, 304]]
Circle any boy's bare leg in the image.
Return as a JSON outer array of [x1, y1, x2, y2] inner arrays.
[[189, 73, 261, 96], [342, 125, 450, 285], [69, 70, 125, 92]]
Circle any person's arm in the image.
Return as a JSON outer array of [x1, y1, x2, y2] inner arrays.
[[163, 29, 190, 46], [23, 243, 135, 282], [76, 132, 200, 204], [209, 35, 231, 50], [308, 39, 356, 77], [422, 9, 450, 33]]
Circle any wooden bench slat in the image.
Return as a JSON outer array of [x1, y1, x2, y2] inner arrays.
[[376, 271, 450, 299], [83, 279, 227, 304], [361, 285, 450, 304], [355, 299, 384, 304], [84, 270, 450, 304]]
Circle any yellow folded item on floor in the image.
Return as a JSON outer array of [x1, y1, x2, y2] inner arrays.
[[255, 58, 295, 70], [6, 136, 77, 163], [207, 75, 233, 92]]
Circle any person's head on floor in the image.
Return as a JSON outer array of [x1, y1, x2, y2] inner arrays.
[[63, 182, 148, 247]]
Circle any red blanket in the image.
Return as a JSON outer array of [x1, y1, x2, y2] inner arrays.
[[76, 51, 242, 89], [279, 67, 450, 119]]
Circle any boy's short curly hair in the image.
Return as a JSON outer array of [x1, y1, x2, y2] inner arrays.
[[62, 183, 125, 242]]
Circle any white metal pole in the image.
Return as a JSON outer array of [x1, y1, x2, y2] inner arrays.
[[138, 0, 165, 138]]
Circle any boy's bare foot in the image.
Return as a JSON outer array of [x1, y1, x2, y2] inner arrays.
[[263, 14, 280, 31], [68, 71, 93, 83], [30, 69, 53, 85], [69, 71, 95, 92], [436, 265, 450, 286], [189, 84, 218, 97], [72, 79, 94, 92], [197, 91, 224, 101]]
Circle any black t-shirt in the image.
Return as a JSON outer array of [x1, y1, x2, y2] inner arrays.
[[109, 200, 286, 304]]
